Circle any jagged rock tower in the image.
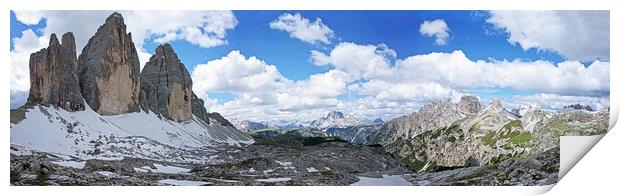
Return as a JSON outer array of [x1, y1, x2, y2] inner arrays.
[[458, 95, 485, 114], [24, 12, 236, 127], [78, 12, 141, 115], [140, 43, 193, 122], [26, 32, 84, 111]]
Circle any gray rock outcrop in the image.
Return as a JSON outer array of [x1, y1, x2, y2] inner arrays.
[[78, 12, 141, 115], [208, 112, 235, 127], [458, 95, 484, 114], [26, 33, 84, 111], [190, 92, 210, 124], [140, 44, 192, 122]]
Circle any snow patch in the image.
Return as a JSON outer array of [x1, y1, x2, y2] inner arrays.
[[350, 175, 413, 186], [263, 169, 274, 175], [417, 180, 431, 186], [51, 160, 86, 169], [256, 177, 292, 182], [96, 171, 120, 177], [306, 167, 319, 172], [158, 179, 212, 186], [137, 164, 191, 174]]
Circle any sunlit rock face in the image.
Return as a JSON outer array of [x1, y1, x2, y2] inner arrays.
[[78, 12, 141, 115], [27, 32, 85, 111], [140, 43, 193, 122], [458, 95, 485, 114]]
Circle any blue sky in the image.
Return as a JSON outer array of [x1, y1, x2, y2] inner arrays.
[[143, 10, 567, 83], [9, 10, 610, 121], [139, 11, 560, 101]]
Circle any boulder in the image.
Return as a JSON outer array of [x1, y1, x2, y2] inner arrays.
[[78, 12, 141, 115], [26, 33, 84, 111]]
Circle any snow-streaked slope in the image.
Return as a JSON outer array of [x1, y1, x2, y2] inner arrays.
[[520, 108, 551, 132], [309, 111, 362, 129], [10, 105, 253, 162], [462, 105, 518, 133], [350, 175, 412, 186]]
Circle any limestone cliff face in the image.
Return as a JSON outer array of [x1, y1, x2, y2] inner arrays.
[[141, 44, 193, 122], [24, 12, 239, 129], [78, 12, 141, 115], [27, 33, 84, 111]]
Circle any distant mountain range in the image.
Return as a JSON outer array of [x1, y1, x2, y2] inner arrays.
[[366, 95, 608, 172], [231, 111, 385, 143]]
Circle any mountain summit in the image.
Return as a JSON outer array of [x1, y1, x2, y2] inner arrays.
[[310, 110, 361, 129], [26, 32, 84, 111], [78, 12, 141, 115], [140, 43, 193, 122]]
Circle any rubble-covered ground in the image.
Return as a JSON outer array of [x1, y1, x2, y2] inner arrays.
[[10, 135, 407, 186], [404, 148, 559, 186], [10, 135, 559, 186]]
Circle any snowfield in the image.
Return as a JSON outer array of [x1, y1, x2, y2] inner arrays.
[[350, 175, 413, 186], [135, 164, 191, 174], [10, 105, 253, 162], [158, 179, 212, 186], [256, 177, 292, 182], [51, 160, 86, 169]]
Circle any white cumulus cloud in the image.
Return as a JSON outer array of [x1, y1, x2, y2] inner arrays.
[[309, 42, 608, 109], [310, 42, 396, 80], [270, 13, 334, 44], [10, 29, 48, 92], [419, 19, 451, 45], [486, 10, 609, 61], [395, 50, 609, 96], [13, 10, 44, 25], [126, 11, 238, 48], [191, 50, 288, 95], [192, 50, 349, 121]]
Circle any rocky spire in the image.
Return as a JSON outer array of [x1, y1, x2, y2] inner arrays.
[[458, 95, 485, 114], [490, 99, 503, 110], [78, 12, 141, 115], [326, 111, 345, 119], [140, 43, 193, 122], [26, 32, 84, 111]]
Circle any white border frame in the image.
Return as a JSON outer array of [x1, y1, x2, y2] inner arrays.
[[2, 1, 617, 196]]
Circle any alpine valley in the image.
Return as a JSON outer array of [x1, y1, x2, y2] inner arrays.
[[10, 13, 609, 186]]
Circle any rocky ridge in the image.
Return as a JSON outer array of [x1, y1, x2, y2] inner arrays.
[[309, 111, 362, 129], [370, 96, 609, 175], [368, 96, 480, 146]]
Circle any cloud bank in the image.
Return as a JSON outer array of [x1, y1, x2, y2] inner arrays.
[[487, 10, 609, 61]]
